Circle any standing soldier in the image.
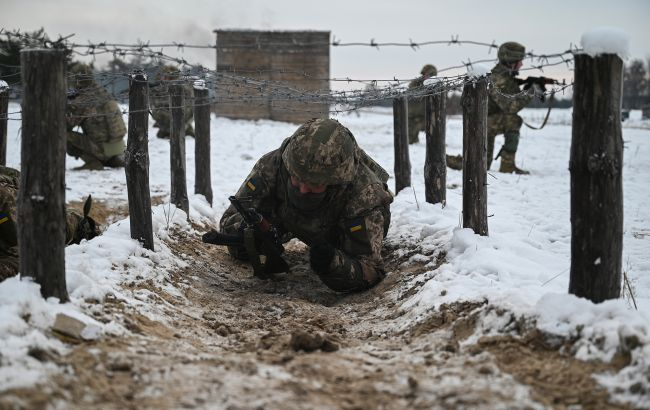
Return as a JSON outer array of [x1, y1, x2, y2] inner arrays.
[[204, 119, 393, 293], [487, 41, 537, 174], [407, 64, 437, 144], [149, 65, 195, 139], [66, 62, 127, 170], [446, 42, 540, 173]]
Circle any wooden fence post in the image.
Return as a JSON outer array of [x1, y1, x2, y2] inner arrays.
[[169, 83, 189, 216], [125, 70, 154, 251], [569, 53, 624, 302], [193, 81, 213, 205], [393, 96, 411, 194], [461, 76, 489, 236], [0, 81, 8, 166], [18, 49, 68, 301], [424, 90, 447, 205]]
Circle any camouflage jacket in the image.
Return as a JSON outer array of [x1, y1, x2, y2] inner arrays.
[[220, 138, 393, 291], [408, 77, 426, 120], [67, 85, 126, 150], [0, 166, 84, 255], [149, 81, 194, 127], [488, 63, 533, 115]]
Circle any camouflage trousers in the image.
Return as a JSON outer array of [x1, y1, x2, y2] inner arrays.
[[487, 113, 523, 167], [67, 131, 125, 164], [408, 116, 425, 144], [151, 110, 195, 139]]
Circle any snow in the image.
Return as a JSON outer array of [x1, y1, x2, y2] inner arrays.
[[581, 27, 631, 59], [1, 102, 649, 405], [466, 64, 491, 79]]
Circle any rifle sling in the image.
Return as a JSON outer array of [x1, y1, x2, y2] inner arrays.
[[523, 93, 554, 130], [243, 228, 265, 278]]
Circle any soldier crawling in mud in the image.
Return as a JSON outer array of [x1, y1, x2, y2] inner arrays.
[[66, 62, 127, 170], [203, 119, 393, 293], [0, 166, 99, 282]]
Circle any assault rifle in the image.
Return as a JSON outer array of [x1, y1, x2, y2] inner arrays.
[[515, 76, 559, 102], [202, 196, 288, 279]]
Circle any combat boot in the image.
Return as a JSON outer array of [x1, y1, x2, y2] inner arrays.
[[446, 154, 463, 170], [499, 151, 529, 175]]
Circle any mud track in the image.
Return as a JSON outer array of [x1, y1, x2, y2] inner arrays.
[[0, 202, 630, 410]]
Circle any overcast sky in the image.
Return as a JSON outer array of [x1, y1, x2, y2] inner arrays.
[[4, 0, 649, 90]]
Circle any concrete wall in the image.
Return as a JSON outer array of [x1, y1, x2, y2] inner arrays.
[[213, 30, 330, 124]]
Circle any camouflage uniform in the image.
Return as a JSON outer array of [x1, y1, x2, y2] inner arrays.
[[219, 119, 393, 293], [66, 62, 126, 170], [487, 42, 533, 173], [149, 65, 195, 139], [407, 64, 437, 144], [0, 166, 93, 282]]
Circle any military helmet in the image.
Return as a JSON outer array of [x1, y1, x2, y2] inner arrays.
[[420, 64, 437, 77], [68, 62, 94, 88], [282, 118, 358, 186], [498, 42, 526, 64]]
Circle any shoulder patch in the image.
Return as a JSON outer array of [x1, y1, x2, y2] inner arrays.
[[347, 217, 365, 233]]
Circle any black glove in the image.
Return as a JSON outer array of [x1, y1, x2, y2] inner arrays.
[[309, 242, 336, 274], [202, 229, 220, 244]]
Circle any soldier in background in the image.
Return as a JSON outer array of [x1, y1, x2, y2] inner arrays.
[[446, 42, 538, 173], [149, 65, 195, 139], [486, 41, 536, 174], [208, 118, 393, 293], [66, 62, 127, 170], [407, 64, 437, 144], [407, 64, 464, 170], [0, 166, 99, 282]]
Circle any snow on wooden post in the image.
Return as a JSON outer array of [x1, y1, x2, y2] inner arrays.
[[393, 96, 411, 194], [424, 84, 447, 205], [169, 83, 189, 217], [0, 81, 8, 166], [125, 70, 154, 251], [193, 81, 213, 205], [461, 73, 489, 236], [18, 49, 68, 301], [569, 28, 627, 302]]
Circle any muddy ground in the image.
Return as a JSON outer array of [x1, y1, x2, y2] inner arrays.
[[0, 202, 632, 410]]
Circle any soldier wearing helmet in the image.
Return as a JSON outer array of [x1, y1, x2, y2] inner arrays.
[[446, 42, 536, 174], [215, 118, 393, 292], [407, 64, 437, 144], [149, 65, 195, 139], [488, 41, 536, 174], [66, 61, 127, 170]]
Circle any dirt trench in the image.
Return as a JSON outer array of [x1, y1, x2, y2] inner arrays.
[[0, 203, 632, 410]]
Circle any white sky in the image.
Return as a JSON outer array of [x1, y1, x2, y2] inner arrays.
[[4, 0, 650, 89]]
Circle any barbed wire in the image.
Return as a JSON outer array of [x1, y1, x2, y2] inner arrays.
[[1, 29, 576, 121]]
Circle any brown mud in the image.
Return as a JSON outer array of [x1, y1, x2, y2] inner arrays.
[[0, 201, 631, 410]]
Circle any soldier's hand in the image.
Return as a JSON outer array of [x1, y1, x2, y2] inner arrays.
[[202, 230, 220, 244], [309, 242, 336, 274]]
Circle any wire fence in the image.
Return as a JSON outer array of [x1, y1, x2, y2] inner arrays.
[[0, 29, 575, 121]]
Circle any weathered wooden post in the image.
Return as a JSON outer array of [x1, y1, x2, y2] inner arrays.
[[424, 88, 447, 205], [569, 53, 624, 302], [461, 76, 489, 236], [169, 83, 189, 216], [0, 81, 8, 166], [125, 70, 154, 251], [18, 49, 68, 301], [193, 81, 213, 205], [393, 96, 411, 194]]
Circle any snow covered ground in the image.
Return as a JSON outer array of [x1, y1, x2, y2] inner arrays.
[[1, 103, 649, 407]]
